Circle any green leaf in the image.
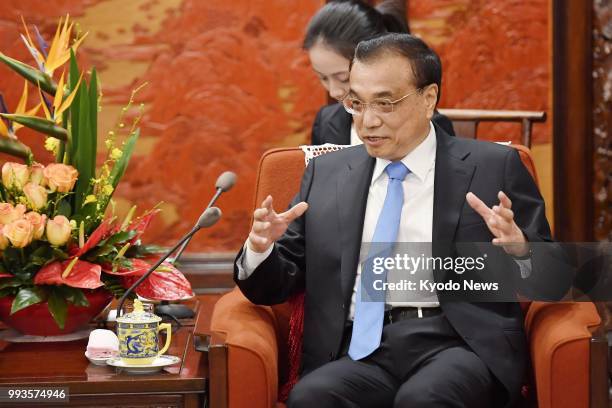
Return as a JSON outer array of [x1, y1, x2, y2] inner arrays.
[[71, 203, 100, 235], [0, 114, 68, 141], [89, 69, 98, 151], [56, 286, 89, 307], [56, 198, 72, 218], [69, 50, 80, 94], [47, 290, 67, 329], [50, 248, 70, 263], [68, 289, 89, 307], [58, 111, 68, 163], [0, 287, 19, 297], [109, 129, 139, 189], [2, 247, 23, 274], [0, 278, 21, 290], [115, 257, 133, 269], [124, 244, 165, 260], [11, 287, 44, 314], [84, 244, 116, 260], [67, 50, 80, 166], [0, 183, 7, 201], [102, 230, 137, 246], [102, 274, 133, 299], [85, 230, 137, 260], [0, 52, 57, 95], [28, 245, 54, 267], [0, 137, 32, 161], [73, 76, 96, 214]]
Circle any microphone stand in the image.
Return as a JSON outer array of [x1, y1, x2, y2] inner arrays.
[[116, 224, 202, 319], [116, 206, 220, 320], [149, 172, 234, 321], [156, 180, 231, 320], [171, 188, 222, 264]]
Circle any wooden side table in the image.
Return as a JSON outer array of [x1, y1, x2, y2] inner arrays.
[[0, 295, 220, 408]]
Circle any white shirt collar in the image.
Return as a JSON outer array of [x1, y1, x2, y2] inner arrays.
[[371, 122, 437, 184]]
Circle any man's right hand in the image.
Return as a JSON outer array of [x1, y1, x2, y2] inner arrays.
[[247, 195, 309, 253]]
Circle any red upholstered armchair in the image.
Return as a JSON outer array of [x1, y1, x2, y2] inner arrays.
[[205, 144, 605, 408]]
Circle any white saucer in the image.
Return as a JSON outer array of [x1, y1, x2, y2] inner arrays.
[[106, 355, 181, 374], [85, 351, 117, 366]]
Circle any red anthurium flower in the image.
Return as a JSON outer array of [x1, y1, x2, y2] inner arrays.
[[121, 262, 193, 300], [70, 218, 115, 257], [127, 209, 160, 244], [34, 259, 104, 289], [101, 258, 150, 276]]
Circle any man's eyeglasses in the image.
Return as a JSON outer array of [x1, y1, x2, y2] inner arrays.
[[342, 89, 421, 115]]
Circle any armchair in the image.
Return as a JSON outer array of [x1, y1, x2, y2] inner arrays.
[[205, 143, 604, 408]]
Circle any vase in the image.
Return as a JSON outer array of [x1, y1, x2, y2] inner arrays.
[[0, 289, 113, 336]]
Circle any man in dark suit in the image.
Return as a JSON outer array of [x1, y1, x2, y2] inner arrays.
[[311, 102, 456, 145], [235, 34, 568, 407]]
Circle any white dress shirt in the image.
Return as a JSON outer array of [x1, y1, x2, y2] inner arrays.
[[348, 122, 439, 318], [349, 123, 361, 146]]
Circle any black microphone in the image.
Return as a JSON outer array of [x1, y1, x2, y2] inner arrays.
[[172, 171, 236, 263], [116, 207, 222, 317]]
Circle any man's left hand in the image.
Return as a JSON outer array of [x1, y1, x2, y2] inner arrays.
[[466, 191, 529, 257]]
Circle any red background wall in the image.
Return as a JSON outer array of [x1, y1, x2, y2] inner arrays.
[[0, 0, 551, 252], [412, 0, 550, 144]]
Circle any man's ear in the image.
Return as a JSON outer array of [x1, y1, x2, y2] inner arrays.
[[423, 84, 439, 119]]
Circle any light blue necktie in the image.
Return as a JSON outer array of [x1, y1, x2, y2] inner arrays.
[[348, 161, 409, 360]]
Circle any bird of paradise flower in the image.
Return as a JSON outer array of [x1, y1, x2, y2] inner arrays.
[[19, 15, 88, 78], [0, 15, 87, 162], [0, 82, 41, 139], [0, 15, 86, 96]]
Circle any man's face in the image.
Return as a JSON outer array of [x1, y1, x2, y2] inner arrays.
[[349, 53, 438, 161]]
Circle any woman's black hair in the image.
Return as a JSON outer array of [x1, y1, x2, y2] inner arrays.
[[303, 0, 409, 60]]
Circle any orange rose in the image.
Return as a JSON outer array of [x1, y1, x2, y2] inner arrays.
[[4, 219, 34, 248], [0, 225, 9, 250], [29, 163, 46, 186], [14, 203, 26, 218], [2, 162, 30, 190], [24, 211, 47, 240], [46, 215, 72, 246], [23, 183, 48, 210], [0, 203, 14, 225], [43, 164, 78, 193], [0, 203, 25, 225]]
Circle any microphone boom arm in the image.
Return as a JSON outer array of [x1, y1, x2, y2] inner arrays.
[[171, 188, 223, 264], [116, 225, 200, 318]]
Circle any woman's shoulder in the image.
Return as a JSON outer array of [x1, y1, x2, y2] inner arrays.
[[311, 102, 352, 145], [316, 102, 347, 123]]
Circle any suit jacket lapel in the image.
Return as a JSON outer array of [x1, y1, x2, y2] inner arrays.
[[432, 128, 476, 248], [334, 129, 475, 306], [327, 104, 352, 145], [337, 148, 375, 307]]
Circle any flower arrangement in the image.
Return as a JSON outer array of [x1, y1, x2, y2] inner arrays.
[[0, 15, 192, 332]]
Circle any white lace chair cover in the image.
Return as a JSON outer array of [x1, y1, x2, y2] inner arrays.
[[299, 143, 350, 166], [300, 141, 513, 167]]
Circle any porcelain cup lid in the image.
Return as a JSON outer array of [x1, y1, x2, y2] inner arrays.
[[116, 299, 160, 324]]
